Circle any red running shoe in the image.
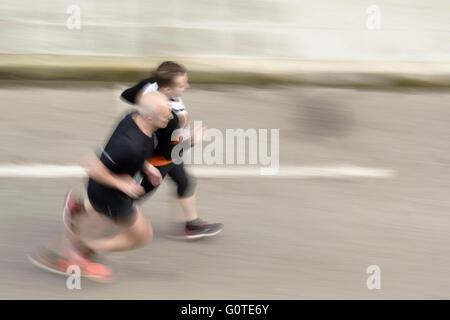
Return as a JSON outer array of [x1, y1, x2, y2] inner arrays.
[[64, 247, 115, 283]]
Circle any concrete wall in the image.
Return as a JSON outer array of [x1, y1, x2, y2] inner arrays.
[[1, 0, 449, 61]]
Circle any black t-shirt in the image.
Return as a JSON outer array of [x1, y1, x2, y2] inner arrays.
[[88, 111, 155, 199]]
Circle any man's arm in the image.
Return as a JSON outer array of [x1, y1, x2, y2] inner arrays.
[[81, 152, 145, 199], [142, 161, 162, 187]]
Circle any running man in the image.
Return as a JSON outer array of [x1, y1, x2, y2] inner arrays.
[[121, 61, 224, 240], [29, 92, 173, 281]]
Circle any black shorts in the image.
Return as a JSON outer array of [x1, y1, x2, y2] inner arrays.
[[87, 179, 137, 222], [140, 162, 196, 198]]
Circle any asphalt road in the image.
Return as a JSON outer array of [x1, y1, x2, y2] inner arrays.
[[0, 81, 450, 299]]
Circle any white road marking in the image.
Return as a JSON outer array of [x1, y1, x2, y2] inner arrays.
[[0, 164, 395, 179]]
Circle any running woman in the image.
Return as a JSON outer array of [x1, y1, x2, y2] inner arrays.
[[28, 92, 173, 281], [121, 61, 224, 240]]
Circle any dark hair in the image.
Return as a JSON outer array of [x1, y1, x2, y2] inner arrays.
[[155, 61, 187, 88]]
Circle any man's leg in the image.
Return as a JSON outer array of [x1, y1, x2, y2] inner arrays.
[[69, 196, 115, 242], [82, 200, 152, 253], [29, 193, 119, 282]]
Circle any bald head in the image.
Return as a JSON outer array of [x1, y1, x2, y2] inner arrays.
[[137, 91, 173, 129], [138, 91, 168, 115]]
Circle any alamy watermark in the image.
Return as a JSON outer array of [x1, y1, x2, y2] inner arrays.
[[66, 5, 81, 30], [66, 265, 81, 290], [366, 5, 381, 30], [366, 265, 381, 290], [170, 121, 280, 175]]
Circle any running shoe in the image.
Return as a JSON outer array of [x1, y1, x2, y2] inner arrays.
[[167, 218, 224, 240], [65, 247, 115, 282], [28, 246, 114, 282], [27, 246, 71, 276]]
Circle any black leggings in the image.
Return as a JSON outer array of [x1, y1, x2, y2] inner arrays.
[[140, 162, 196, 199]]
